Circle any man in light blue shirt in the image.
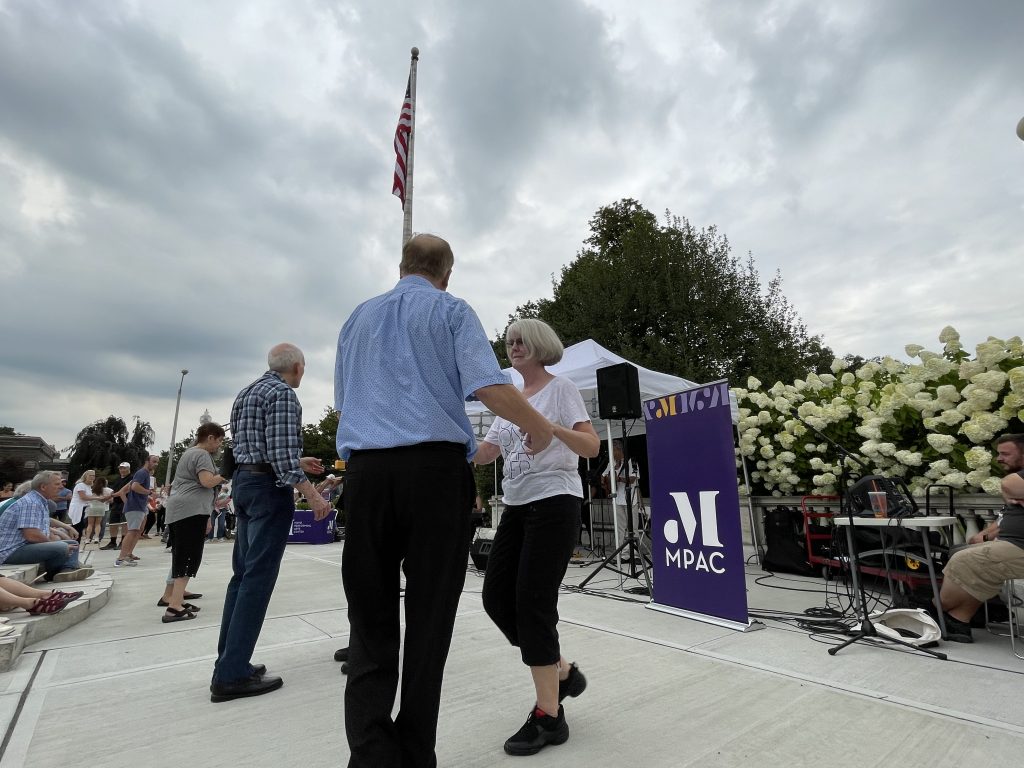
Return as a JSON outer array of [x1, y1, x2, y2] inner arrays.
[[336, 233, 553, 768]]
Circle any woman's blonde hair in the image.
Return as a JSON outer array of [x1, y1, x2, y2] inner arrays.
[[505, 319, 564, 366]]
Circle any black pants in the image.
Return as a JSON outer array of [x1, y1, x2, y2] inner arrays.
[[169, 515, 207, 578], [342, 443, 474, 768], [482, 495, 580, 666]]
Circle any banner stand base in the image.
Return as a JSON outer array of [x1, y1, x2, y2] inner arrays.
[[647, 602, 765, 633]]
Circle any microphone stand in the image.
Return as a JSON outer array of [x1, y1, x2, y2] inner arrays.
[[793, 414, 945, 660]]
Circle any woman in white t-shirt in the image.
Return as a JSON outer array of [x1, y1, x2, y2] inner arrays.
[[474, 319, 599, 756], [68, 470, 99, 537]]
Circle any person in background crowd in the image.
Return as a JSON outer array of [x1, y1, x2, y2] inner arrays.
[[159, 422, 227, 623], [211, 343, 330, 703], [116, 455, 159, 567], [0, 483, 14, 501], [601, 439, 643, 553], [335, 233, 553, 767], [0, 471, 92, 582], [474, 318, 597, 756], [102, 463, 132, 551], [67, 470, 99, 538], [208, 488, 231, 541], [142, 489, 159, 539], [53, 475, 71, 523], [156, 486, 169, 535], [83, 476, 112, 544]]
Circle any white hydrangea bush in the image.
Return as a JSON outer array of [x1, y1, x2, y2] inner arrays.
[[733, 327, 1024, 497]]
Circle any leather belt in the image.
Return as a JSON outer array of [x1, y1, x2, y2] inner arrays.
[[236, 463, 274, 474]]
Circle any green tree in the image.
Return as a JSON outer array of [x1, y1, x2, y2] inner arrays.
[[303, 407, 340, 467], [0, 426, 16, 436], [156, 431, 195, 487], [497, 199, 832, 385], [66, 416, 155, 481]]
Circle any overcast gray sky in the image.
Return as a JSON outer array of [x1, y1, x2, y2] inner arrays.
[[2, 0, 1022, 458]]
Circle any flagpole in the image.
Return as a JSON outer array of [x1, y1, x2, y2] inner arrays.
[[402, 47, 419, 247]]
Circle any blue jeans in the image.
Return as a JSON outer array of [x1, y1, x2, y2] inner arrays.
[[4, 541, 80, 580], [213, 470, 294, 684]]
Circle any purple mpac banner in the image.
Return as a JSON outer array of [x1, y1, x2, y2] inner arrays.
[[644, 380, 753, 629]]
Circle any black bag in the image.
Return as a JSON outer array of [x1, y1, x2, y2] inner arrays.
[[762, 506, 814, 575], [220, 443, 236, 478]]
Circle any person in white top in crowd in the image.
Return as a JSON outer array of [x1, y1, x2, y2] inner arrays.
[[68, 470, 101, 538], [474, 319, 599, 757], [83, 476, 113, 544], [601, 439, 643, 550]]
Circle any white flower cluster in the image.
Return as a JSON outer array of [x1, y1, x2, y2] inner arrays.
[[733, 329, 1024, 497]]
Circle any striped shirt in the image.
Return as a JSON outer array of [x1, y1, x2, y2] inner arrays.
[[230, 370, 305, 486], [335, 275, 510, 459]]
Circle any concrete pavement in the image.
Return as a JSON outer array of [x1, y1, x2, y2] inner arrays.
[[2, 536, 1023, 767]]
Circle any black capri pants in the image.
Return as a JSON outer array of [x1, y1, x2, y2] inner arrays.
[[168, 515, 208, 579], [481, 494, 580, 666]]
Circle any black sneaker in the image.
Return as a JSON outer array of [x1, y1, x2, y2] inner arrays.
[[503, 706, 569, 756], [558, 662, 587, 702], [942, 613, 974, 643]]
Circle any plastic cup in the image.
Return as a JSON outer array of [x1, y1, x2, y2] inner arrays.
[[868, 491, 888, 518]]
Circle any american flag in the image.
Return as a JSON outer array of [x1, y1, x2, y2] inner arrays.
[[392, 78, 413, 208]]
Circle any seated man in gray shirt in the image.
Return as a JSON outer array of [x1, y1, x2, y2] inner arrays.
[[939, 434, 1024, 642]]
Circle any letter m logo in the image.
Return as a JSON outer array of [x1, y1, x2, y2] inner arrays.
[[665, 491, 723, 548]]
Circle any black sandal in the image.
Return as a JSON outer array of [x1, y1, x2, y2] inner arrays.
[[157, 600, 201, 611], [161, 607, 196, 623]]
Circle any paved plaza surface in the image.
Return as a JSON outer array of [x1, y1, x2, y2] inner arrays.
[[1, 535, 1023, 767]]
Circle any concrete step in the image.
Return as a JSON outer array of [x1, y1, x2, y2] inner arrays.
[[0, 570, 113, 672], [0, 563, 44, 585]]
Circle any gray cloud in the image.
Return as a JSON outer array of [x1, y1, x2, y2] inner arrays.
[[1, 0, 1022, 457]]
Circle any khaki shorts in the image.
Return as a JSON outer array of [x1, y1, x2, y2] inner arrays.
[[943, 540, 1024, 601]]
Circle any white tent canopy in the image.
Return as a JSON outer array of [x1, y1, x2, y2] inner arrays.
[[466, 338, 739, 439]]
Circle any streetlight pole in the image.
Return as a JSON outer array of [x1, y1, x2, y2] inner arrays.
[[165, 369, 188, 486]]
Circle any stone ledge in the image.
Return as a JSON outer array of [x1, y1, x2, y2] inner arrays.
[[0, 564, 43, 585], [0, 571, 113, 672]]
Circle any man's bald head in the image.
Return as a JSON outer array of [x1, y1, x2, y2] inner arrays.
[[400, 234, 454, 287]]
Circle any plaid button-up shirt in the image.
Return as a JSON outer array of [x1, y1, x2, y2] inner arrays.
[[230, 370, 304, 486], [0, 490, 50, 563]]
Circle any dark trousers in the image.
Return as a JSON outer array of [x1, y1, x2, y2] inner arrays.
[[482, 495, 580, 666], [213, 470, 293, 684], [342, 443, 474, 768]]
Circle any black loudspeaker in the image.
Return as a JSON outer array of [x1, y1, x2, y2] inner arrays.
[[761, 507, 813, 576], [470, 537, 492, 570], [596, 363, 642, 419]]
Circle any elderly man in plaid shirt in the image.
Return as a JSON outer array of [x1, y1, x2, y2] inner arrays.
[[0, 471, 92, 582], [210, 343, 332, 703]]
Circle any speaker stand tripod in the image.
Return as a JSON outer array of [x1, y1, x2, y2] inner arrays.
[[794, 415, 946, 660], [580, 421, 652, 595]]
